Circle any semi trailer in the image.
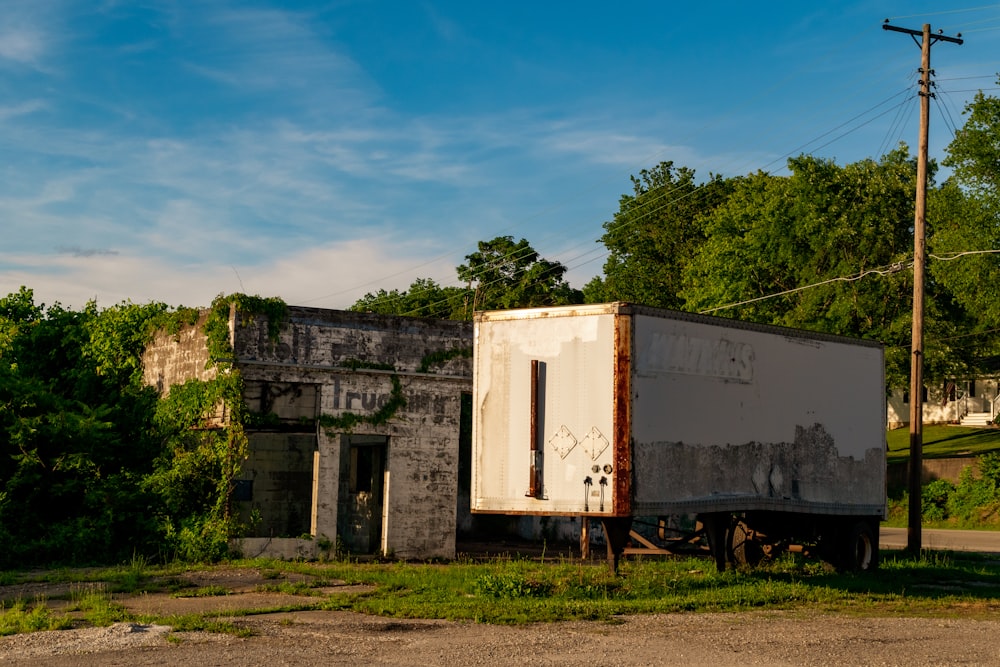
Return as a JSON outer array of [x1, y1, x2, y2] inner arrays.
[[471, 303, 886, 571]]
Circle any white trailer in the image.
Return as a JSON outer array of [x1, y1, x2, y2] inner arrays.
[[471, 303, 886, 571]]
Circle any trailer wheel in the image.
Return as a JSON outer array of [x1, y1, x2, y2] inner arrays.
[[842, 520, 879, 572], [730, 519, 764, 568]]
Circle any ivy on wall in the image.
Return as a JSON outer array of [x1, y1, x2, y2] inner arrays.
[[315, 348, 471, 434], [146, 292, 288, 560], [319, 373, 407, 433], [417, 347, 472, 374], [205, 293, 288, 365]]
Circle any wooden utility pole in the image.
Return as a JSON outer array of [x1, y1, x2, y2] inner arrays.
[[883, 21, 962, 554]]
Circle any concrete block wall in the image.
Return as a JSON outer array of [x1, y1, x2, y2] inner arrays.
[[233, 306, 472, 560], [141, 311, 216, 393], [239, 432, 316, 537]]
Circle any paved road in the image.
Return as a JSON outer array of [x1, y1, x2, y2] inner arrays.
[[881, 526, 1000, 554]]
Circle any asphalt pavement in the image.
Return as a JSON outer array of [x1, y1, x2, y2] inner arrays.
[[880, 526, 1000, 554]]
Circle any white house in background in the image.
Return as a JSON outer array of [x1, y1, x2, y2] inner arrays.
[[887, 378, 1000, 429]]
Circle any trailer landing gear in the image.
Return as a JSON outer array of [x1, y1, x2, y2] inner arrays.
[[601, 517, 633, 574]]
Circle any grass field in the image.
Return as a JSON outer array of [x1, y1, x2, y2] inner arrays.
[[3, 553, 1000, 632], [886, 425, 1000, 463]]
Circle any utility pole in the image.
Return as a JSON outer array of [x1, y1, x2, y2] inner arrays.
[[883, 21, 962, 554]]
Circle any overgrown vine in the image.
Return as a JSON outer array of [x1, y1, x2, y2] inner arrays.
[[417, 347, 472, 373], [318, 374, 407, 432], [146, 293, 288, 561]]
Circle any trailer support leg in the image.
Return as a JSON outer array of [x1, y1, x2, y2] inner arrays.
[[701, 513, 730, 572], [601, 517, 632, 574]]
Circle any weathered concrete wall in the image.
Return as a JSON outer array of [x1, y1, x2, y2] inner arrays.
[[232, 307, 472, 376], [242, 380, 319, 422], [236, 368, 470, 558], [233, 307, 473, 560], [230, 537, 324, 561], [143, 304, 473, 560], [141, 311, 216, 393]]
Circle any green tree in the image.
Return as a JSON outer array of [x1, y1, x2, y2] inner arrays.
[[681, 149, 927, 386], [585, 162, 735, 307], [351, 278, 469, 319], [0, 290, 170, 565], [943, 78, 1000, 206], [458, 236, 582, 311], [926, 180, 1000, 378], [933, 79, 1000, 346]]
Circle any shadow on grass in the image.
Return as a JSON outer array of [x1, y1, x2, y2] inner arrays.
[[716, 549, 1000, 601]]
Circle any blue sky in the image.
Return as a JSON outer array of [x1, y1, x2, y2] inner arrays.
[[3, 1, 1000, 311]]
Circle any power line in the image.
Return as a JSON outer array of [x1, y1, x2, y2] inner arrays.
[[888, 5, 1000, 21], [930, 248, 1000, 260], [698, 262, 910, 315]]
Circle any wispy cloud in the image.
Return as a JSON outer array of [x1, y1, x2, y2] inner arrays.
[[56, 246, 119, 257], [0, 238, 459, 310], [0, 0, 63, 69], [183, 6, 376, 106], [0, 100, 46, 121], [0, 28, 46, 66]]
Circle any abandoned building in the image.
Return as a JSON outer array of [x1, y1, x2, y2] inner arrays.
[[142, 304, 473, 560]]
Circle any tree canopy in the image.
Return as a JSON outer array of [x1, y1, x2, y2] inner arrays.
[[585, 162, 734, 308], [351, 236, 581, 318], [679, 150, 924, 385], [0, 289, 250, 567]]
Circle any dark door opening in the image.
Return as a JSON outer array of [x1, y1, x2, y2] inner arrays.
[[341, 435, 387, 554]]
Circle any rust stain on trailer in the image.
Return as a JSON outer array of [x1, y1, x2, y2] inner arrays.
[[612, 312, 632, 515]]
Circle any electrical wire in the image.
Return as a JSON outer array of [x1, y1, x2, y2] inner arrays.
[[930, 249, 1000, 260], [698, 262, 911, 315], [888, 5, 1000, 21]]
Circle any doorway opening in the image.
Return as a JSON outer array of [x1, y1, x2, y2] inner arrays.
[[340, 435, 388, 554]]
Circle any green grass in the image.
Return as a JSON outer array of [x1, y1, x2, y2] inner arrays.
[[887, 425, 1000, 463], [172, 585, 230, 598], [260, 553, 1000, 624], [150, 613, 256, 638], [66, 583, 129, 626], [0, 599, 73, 636], [4, 553, 1000, 636]]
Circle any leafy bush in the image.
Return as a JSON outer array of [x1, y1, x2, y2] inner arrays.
[[922, 479, 955, 522], [0, 288, 262, 568]]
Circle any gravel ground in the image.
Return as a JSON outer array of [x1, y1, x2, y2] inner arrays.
[[2, 611, 999, 666]]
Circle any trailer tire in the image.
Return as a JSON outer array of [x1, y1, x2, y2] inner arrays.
[[730, 519, 764, 568], [842, 520, 879, 572]]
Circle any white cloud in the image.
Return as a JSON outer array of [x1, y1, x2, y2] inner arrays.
[[0, 238, 461, 312], [182, 6, 376, 108], [0, 99, 46, 120], [0, 28, 46, 65], [0, 0, 64, 69]]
